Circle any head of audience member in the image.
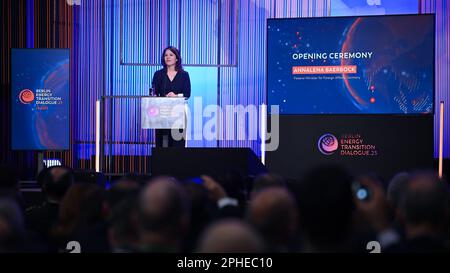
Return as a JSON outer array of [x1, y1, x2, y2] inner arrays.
[[197, 219, 265, 253], [106, 176, 141, 213], [387, 172, 411, 214], [184, 180, 214, 213], [183, 181, 216, 221], [108, 194, 140, 253], [400, 171, 449, 239], [138, 176, 190, 252], [250, 173, 286, 198], [296, 165, 355, 252], [182, 181, 216, 251], [0, 198, 25, 252], [53, 183, 105, 244], [247, 187, 298, 252], [41, 166, 74, 203]]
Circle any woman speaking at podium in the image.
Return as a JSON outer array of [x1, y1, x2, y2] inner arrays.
[[151, 46, 191, 147]]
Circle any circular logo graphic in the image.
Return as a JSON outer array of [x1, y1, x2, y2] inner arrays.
[[147, 106, 160, 117], [19, 89, 35, 104], [318, 133, 339, 155]]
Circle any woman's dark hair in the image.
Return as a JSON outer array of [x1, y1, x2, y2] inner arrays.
[[161, 46, 183, 71]]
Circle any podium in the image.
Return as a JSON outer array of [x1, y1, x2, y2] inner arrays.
[[97, 95, 188, 174], [141, 97, 187, 129]]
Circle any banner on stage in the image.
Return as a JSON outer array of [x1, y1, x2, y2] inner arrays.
[[11, 49, 70, 150], [141, 97, 186, 129]]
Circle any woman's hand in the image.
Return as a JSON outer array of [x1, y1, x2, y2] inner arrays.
[[166, 92, 176, 97]]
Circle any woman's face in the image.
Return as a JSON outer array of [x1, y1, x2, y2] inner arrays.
[[164, 49, 178, 67]]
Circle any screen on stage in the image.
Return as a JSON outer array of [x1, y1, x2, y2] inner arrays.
[[11, 49, 70, 150], [267, 14, 435, 115]]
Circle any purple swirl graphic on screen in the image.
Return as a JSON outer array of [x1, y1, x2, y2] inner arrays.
[[318, 134, 339, 155], [36, 61, 70, 149]]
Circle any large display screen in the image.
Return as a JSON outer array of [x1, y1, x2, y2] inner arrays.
[[267, 14, 434, 114], [11, 49, 70, 150]]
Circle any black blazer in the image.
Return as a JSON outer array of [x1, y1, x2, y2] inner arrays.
[[151, 69, 191, 98]]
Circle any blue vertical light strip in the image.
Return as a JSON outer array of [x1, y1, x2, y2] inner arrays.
[[76, 0, 105, 166], [221, 0, 260, 153], [110, 0, 154, 166], [421, 0, 450, 158], [179, 0, 218, 147], [25, 0, 34, 48], [71, 2, 79, 168], [112, 0, 220, 154], [122, 0, 168, 64]]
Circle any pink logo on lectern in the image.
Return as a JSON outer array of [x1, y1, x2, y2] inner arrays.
[[147, 106, 159, 117], [19, 89, 35, 104], [318, 133, 339, 155]]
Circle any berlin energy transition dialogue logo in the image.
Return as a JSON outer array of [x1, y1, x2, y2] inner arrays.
[[318, 133, 339, 155], [147, 106, 160, 117], [19, 89, 35, 104]]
